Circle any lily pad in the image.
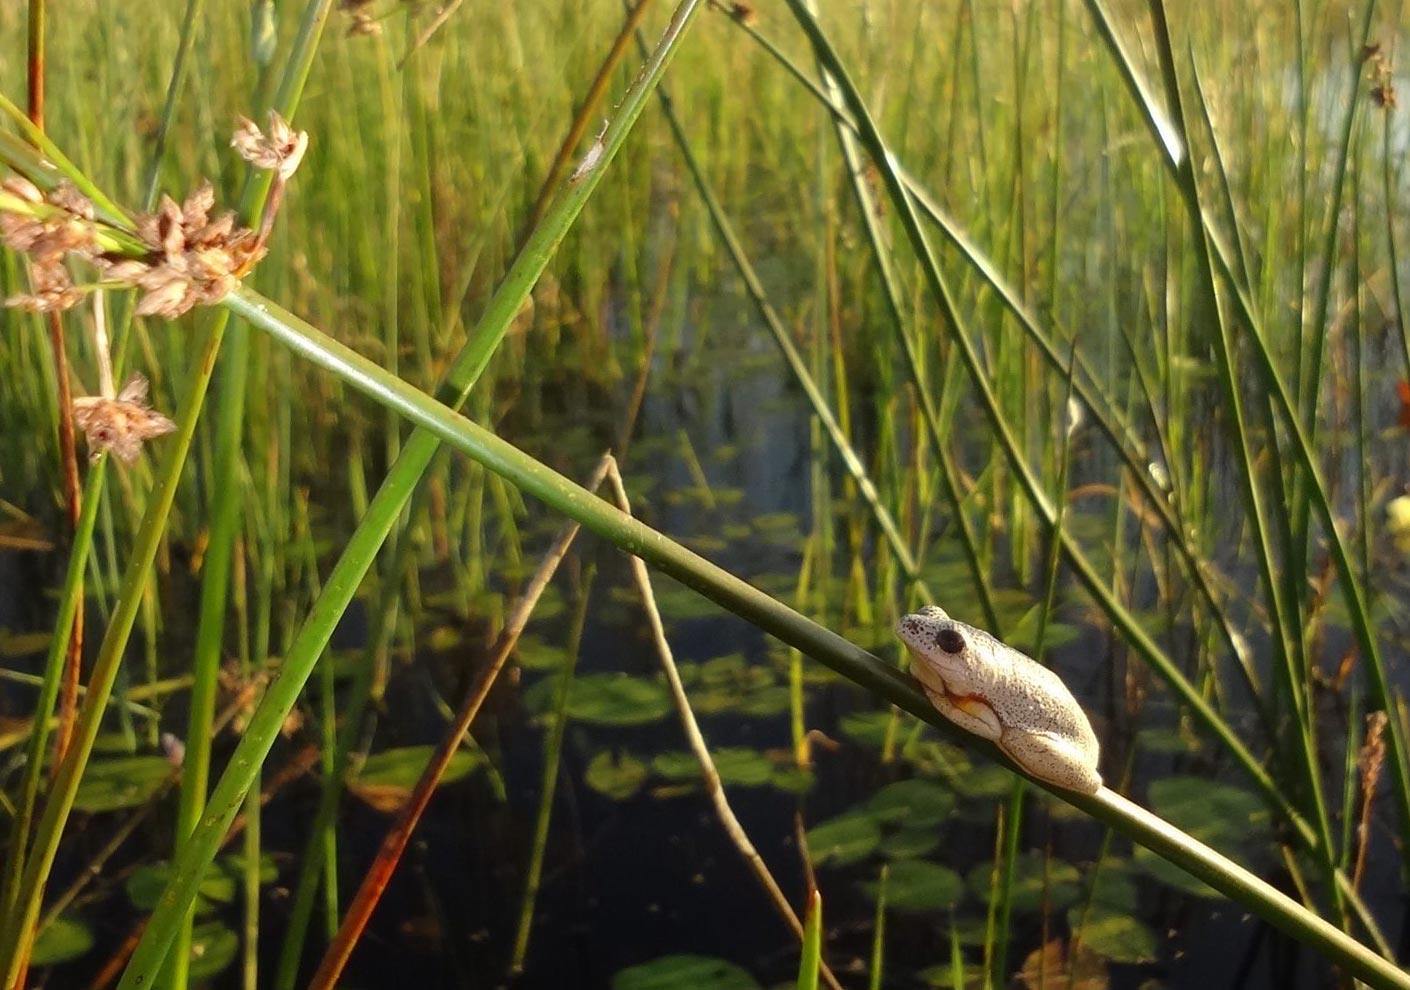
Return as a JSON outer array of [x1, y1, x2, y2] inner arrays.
[[651, 751, 703, 783], [512, 634, 569, 671], [617, 581, 717, 621], [188, 921, 239, 981], [74, 756, 173, 812], [587, 750, 649, 800], [566, 674, 673, 726], [870, 859, 964, 911], [1068, 908, 1157, 963], [807, 813, 882, 866], [952, 763, 1015, 801], [879, 827, 940, 860], [965, 853, 1081, 913], [1146, 777, 1268, 845], [650, 749, 775, 788], [710, 748, 775, 786], [127, 854, 277, 915], [1134, 726, 1199, 755], [29, 916, 94, 966], [839, 711, 895, 749], [1133, 845, 1220, 898], [918, 963, 986, 989], [612, 954, 761, 990], [769, 765, 815, 794], [348, 745, 483, 812], [868, 779, 955, 827], [127, 862, 234, 914]]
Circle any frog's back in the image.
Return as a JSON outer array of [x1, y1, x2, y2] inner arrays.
[[970, 626, 1098, 746]]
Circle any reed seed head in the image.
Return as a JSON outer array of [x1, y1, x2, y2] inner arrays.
[[232, 110, 310, 181], [71, 373, 177, 463]]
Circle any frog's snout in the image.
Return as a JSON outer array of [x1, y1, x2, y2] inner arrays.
[[896, 605, 951, 646]]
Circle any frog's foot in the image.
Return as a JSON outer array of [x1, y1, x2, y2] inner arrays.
[[999, 730, 1103, 795], [920, 684, 1003, 743]]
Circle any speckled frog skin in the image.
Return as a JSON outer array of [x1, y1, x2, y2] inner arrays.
[[897, 605, 1102, 794]]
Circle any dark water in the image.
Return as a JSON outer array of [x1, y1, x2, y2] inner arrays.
[[3, 321, 1408, 989]]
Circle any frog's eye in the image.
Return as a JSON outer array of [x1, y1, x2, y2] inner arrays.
[[935, 627, 965, 654]]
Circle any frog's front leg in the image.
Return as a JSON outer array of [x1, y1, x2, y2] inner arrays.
[[998, 729, 1103, 795], [919, 683, 1003, 742]]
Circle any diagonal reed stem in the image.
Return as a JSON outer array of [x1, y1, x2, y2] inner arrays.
[[112, 5, 710, 983], [219, 285, 1409, 990]]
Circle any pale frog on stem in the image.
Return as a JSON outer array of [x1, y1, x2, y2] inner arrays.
[[897, 605, 1102, 795]]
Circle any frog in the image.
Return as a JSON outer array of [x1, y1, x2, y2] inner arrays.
[[897, 605, 1103, 794]]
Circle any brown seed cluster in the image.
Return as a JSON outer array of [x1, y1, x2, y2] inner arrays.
[[1, 111, 308, 320], [1, 113, 310, 466], [1, 178, 98, 313], [104, 182, 266, 319], [231, 110, 309, 181], [71, 373, 177, 464], [341, 0, 381, 37], [1364, 43, 1398, 110]]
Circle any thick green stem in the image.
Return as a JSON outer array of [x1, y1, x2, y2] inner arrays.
[[225, 287, 1408, 990]]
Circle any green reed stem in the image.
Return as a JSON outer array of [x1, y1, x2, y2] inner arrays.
[[509, 566, 594, 973], [169, 2, 337, 980], [0, 322, 226, 989], [1094, 0, 1410, 908], [722, 13, 1251, 690], [779, 0, 1284, 824], [113, 6, 708, 982], [222, 286, 1409, 990], [0, 458, 105, 923], [797, 890, 822, 990], [797, 2, 999, 630], [652, 77, 927, 598]]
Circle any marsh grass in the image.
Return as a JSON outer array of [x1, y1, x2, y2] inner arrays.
[[0, 0, 1409, 987]]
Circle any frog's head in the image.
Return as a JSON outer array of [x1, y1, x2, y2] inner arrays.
[[897, 605, 975, 681]]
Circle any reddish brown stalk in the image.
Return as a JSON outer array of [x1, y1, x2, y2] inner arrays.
[[24, 0, 85, 777], [517, 0, 659, 241], [26, 0, 44, 127], [307, 456, 613, 990], [1353, 712, 1388, 891], [46, 313, 84, 773]]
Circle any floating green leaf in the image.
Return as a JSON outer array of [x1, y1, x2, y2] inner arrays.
[[770, 765, 815, 794], [807, 813, 882, 867], [870, 859, 964, 912], [1069, 908, 1157, 963], [565, 674, 673, 726], [73, 756, 173, 813], [126, 854, 277, 916], [917, 962, 985, 989], [965, 853, 1081, 913], [187, 922, 239, 981], [1146, 777, 1268, 845], [879, 826, 940, 860], [611, 954, 761, 990], [868, 779, 955, 827], [513, 634, 570, 671], [29, 916, 93, 967], [1133, 845, 1220, 898], [586, 750, 649, 800], [650, 748, 775, 788], [839, 711, 894, 749], [348, 745, 483, 812]]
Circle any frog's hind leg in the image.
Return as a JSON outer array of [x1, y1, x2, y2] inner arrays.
[[999, 730, 1102, 795], [919, 685, 1003, 742]]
